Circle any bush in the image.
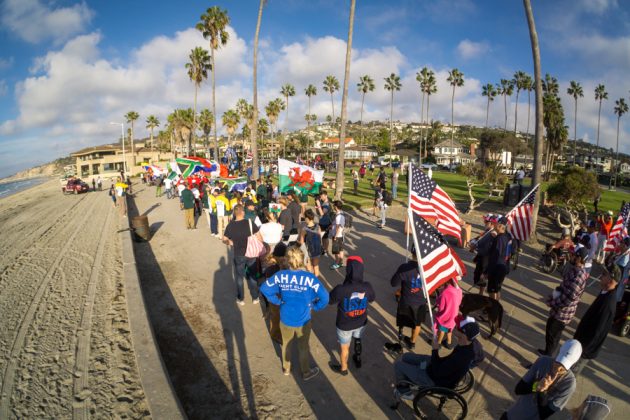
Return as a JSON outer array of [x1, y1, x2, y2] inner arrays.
[[547, 167, 598, 207]]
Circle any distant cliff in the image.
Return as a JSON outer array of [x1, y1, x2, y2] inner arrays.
[[0, 157, 73, 183]]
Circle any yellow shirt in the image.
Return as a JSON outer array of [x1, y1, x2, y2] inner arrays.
[[215, 195, 231, 216]]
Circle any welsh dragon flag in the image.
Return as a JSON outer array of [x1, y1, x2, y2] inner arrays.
[[278, 158, 324, 195]]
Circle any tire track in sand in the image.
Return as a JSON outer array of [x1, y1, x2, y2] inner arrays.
[[0, 195, 101, 419], [72, 202, 113, 419], [0, 193, 89, 284]]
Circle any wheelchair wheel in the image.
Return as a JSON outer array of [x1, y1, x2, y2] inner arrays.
[[540, 253, 556, 274], [453, 370, 475, 394], [413, 387, 468, 419]]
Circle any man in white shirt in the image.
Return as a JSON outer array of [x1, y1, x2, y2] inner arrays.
[[516, 167, 525, 185], [330, 200, 345, 270], [164, 177, 173, 198]]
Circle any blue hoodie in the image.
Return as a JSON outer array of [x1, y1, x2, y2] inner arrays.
[[260, 269, 329, 327]]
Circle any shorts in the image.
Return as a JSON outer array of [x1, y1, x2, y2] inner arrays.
[[336, 325, 365, 344], [396, 302, 427, 329], [487, 265, 508, 293], [331, 237, 344, 255], [320, 224, 331, 239], [437, 323, 451, 333]]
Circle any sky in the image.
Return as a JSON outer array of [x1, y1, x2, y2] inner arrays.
[[0, 0, 629, 178]]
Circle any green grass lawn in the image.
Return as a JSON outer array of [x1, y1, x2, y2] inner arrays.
[[320, 168, 502, 210], [318, 168, 627, 214]]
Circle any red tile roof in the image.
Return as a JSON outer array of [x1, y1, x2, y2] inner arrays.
[[321, 138, 353, 144]]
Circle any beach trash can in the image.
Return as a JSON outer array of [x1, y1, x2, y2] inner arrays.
[[132, 215, 151, 242]]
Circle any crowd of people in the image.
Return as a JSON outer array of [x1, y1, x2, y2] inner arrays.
[[143, 165, 628, 419]]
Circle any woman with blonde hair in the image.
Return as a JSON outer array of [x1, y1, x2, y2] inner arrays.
[[260, 246, 329, 380]]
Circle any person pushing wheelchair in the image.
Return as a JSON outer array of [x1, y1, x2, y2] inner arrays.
[[393, 316, 484, 401]]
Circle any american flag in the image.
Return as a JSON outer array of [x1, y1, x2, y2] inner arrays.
[[604, 203, 630, 252], [409, 165, 462, 241], [409, 210, 465, 295], [506, 185, 538, 241]]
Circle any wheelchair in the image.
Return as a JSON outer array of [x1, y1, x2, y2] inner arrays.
[[392, 369, 475, 419]]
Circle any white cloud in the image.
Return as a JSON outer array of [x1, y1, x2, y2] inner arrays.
[[456, 39, 490, 60], [578, 0, 617, 14], [0, 57, 14, 70], [1, 24, 629, 178], [1, 0, 93, 44]]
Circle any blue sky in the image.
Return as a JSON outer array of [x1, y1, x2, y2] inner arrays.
[[0, 0, 629, 178]]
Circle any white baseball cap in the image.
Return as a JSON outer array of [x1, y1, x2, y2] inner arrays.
[[556, 339, 582, 370]]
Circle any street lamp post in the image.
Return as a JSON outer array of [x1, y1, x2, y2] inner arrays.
[[110, 122, 127, 176]]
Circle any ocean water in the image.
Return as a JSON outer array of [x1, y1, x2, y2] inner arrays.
[[0, 178, 49, 199]]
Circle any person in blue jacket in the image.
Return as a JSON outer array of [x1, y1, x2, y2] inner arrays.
[[260, 245, 329, 381], [328, 256, 375, 375]]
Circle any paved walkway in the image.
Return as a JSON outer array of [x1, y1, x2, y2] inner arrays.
[[128, 182, 629, 419]]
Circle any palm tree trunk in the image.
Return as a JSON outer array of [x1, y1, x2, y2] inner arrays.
[[211, 48, 218, 161], [514, 91, 520, 134], [596, 99, 602, 171], [283, 97, 289, 158], [574, 101, 580, 166], [526, 90, 531, 139], [192, 85, 198, 157], [334, 0, 355, 201], [389, 90, 394, 156], [450, 85, 455, 165], [485, 97, 490, 128], [307, 97, 312, 161], [425, 96, 431, 158], [150, 129, 154, 151], [419, 91, 425, 163], [614, 116, 620, 189], [251, 0, 264, 181], [524, 0, 545, 242], [360, 92, 365, 151], [503, 94, 508, 131]]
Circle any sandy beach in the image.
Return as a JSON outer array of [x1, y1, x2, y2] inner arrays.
[[0, 180, 149, 418], [129, 181, 630, 419]]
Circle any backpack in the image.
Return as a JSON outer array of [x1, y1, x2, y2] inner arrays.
[[383, 190, 393, 206], [304, 227, 323, 257], [334, 211, 353, 230]]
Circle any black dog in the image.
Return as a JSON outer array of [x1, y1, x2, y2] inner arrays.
[[460, 293, 504, 339]]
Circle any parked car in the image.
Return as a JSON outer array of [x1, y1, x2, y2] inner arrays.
[[62, 178, 89, 194], [421, 163, 438, 170]]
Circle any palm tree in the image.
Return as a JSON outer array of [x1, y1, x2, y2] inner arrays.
[[423, 70, 437, 160], [280, 83, 296, 158], [304, 84, 317, 158], [222, 109, 240, 146], [257, 117, 269, 158], [171, 108, 195, 155], [567, 81, 584, 165], [251, 0, 266, 180], [498, 79, 514, 131], [357, 75, 375, 150], [523, 74, 534, 138], [323, 75, 340, 133], [198, 109, 213, 151], [265, 98, 284, 156], [447, 69, 464, 164], [384, 73, 402, 156], [613, 98, 628, 189], [185, 46, 211, 156], [482, 83, 497, 128], [125, 111, 139, 163], [236, 98, 255, 153], [513, 70, 527, 133], [416, 67, 433, 162], [334, 0, 356, 201], [594, 84, 608, 169], [145, 115, 160, 151], [524, 0, 545, 241], [197, 6, 230, 161]]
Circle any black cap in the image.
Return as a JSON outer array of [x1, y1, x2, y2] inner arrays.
[[575, 246, 589, 260]]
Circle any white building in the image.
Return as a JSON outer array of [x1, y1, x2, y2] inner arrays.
[[313, 137, 356, 149], [431, 140, 475, 166]]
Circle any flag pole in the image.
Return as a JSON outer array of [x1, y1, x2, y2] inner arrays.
[[407, 207, 437, 341], [405, 161, 413, 261]]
